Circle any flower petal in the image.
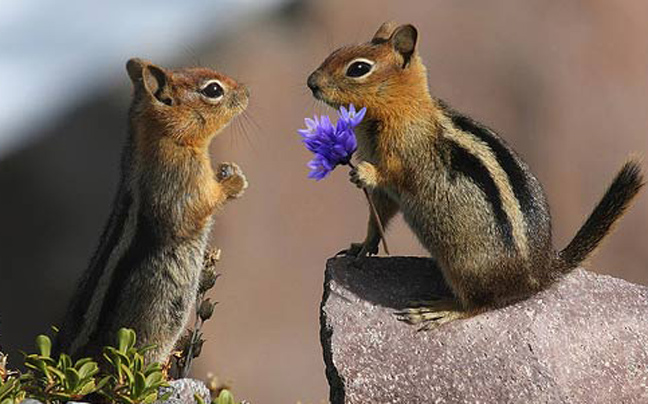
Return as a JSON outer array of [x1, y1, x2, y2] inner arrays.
[[353, 107, 367, 126]]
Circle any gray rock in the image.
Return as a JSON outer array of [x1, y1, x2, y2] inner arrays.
[[320, 257, 648, 404], [156, 378, 211, 404]]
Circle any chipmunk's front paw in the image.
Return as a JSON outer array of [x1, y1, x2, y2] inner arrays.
[[217, 162, 248, 199], [336, 240, 379, 258], [350, 162, 379, 189]]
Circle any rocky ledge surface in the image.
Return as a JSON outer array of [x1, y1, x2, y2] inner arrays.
[[320, 256, 648, 404]]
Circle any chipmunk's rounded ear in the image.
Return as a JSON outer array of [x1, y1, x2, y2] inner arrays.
[[126, 58, 173, 106], [372, 21, 399, 43], [389, 24, 418, 67]]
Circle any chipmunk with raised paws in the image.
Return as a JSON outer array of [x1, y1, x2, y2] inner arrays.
[[307, 22, 644, 329], [55, 58, 248, 362]]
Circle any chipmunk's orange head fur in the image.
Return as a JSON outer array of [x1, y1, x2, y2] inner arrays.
[[307, 23, 431, 118], [126, 58, 248, 149]]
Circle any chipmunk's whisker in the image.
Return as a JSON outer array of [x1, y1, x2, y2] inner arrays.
[[239, 117, 256, 153], [232, 106, 258, 154], [241, 109, 262, 133]]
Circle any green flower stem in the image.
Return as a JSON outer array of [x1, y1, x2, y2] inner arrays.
[[347, 162, 390, 255]]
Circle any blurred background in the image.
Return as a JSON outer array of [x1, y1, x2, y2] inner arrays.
[[1, 0, 647, 403]]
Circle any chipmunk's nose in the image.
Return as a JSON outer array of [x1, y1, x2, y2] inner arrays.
[[307, 72, 321, 95]]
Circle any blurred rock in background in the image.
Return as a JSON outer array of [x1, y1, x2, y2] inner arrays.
[[1, 1, 647, 403]]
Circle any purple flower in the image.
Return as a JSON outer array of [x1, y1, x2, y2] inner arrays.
[[306, 154, 333, 180], [299, 104, 367, 180], [337, 104, 367, 129]]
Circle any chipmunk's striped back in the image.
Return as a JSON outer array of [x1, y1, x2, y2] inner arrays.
[[442, 107, 553, 264], [386, 104, 557, 307]]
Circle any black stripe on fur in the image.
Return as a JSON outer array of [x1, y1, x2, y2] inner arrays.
[[448, 141, 515, 249]]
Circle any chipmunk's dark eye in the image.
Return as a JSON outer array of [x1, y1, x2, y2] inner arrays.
[[346, 60, 373, 78], [200, 81, 224, 99]]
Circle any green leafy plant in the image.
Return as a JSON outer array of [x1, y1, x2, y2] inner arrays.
[[0, 361, 26, 404], [1, 249, 230, 404], [100, 328, 170, 404], [0, 377, 25, 404], [195, 388, 246, 404], [1, 348, 26, 404], [1, 328, 170, 404], [21, 335, 102, 403]]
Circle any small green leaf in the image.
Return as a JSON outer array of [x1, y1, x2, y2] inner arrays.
[[28, 355, 56, 367], [217, 389, 236, 404], [120, 395, 136, 404], [103, 347, 117, 362], [47, 365, 67, 382], [133, 372, 146, 398], [74, 357, 94, 368], [36, 360, 51, 380], [96, 375, 111, 391], [64, 367, 80, 390], [58, 353, 73, 370], [144, 372, 162, 388], [117, 328, 137, 353], [133, 355, 144, 373], [23, 357, 40, 372], [141, 391, 158, 404], [78, 379, 97, 396], [77, 361, 99, 379], [114, 350, 132, 366], [120, 364, 135, 385], [35, 335, 51, 358]]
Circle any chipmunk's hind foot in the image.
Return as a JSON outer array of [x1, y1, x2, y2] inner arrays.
[[395, 298, 466, 331]]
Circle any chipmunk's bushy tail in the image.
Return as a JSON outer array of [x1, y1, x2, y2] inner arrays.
[[558, 159, 644, 270]]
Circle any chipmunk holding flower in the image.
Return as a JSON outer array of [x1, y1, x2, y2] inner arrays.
[[55, 58, 248, 362], [307, 22, 644, 328]]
